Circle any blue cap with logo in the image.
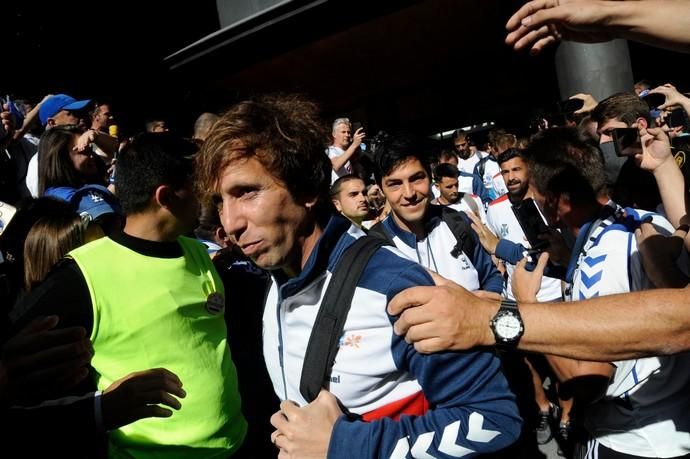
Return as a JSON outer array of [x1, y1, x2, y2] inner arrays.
[[71, 185, 122, 223], [39, 94, 92, 126]]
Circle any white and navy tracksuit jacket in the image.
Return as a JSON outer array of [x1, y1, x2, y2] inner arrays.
[[263, 216, 520, 458], [379, 206, 503, 294], [566, 204, 690, 457]]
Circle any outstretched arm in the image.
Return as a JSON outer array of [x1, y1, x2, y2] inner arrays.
[[506, 0, 690, 55], [389, 282, 690, 361]]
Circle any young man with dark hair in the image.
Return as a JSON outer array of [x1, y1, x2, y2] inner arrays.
[[373, 137, 503, 298], [437, 147, 487, 200], [432, 162, 486, 222], [591, 92, 656, 190], [329, 174, 370, 228], [12, 133, 247, 457], [197, 94, 521, 459]]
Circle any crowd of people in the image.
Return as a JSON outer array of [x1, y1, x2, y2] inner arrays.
[[2, 0, 690, 458]]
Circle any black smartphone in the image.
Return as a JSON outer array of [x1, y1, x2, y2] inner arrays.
[[612, 127, 641, 157], [512, 198, 550, 250], [642, 92, 665, 109], [668, 108, 690, 130], [558, 98, 584, 114], [352, 121, 364, 133]]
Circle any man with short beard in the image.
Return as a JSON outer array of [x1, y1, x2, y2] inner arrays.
[[330, 175, 370, 228], [479, 148, 563, 302], [480, 147, 567, 446], [431, 162, 486, 223]]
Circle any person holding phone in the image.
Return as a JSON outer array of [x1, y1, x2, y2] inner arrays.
[[327, 117, 365, 183], [474, 148, 572, 447], [514, 127, 690, 459], [594, 92, 678, 215]]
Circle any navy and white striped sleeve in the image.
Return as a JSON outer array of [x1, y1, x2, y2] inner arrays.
[[329, 253, 521, 458]]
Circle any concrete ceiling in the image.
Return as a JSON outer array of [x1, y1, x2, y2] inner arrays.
[[168, 0, 560, 137]]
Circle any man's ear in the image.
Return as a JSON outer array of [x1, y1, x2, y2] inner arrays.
[[303, 194, 319, 210], [556, 193, 572, 219], [154, 184, 173, 209], [332, 199, 343, 213], [215, 226, 228, 246], [46, 118, 57, 128], [636, 117, 649, 129]]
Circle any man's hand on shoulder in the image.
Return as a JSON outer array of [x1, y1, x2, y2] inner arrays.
[[388, 283, 498, 353]]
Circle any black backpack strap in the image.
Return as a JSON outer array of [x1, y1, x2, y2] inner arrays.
[[367, 221, 394, 244], [477, 155, 489, 180], [440, 206, 476, 259], [299, 236, 389, 404]]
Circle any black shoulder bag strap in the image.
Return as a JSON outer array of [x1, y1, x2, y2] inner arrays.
[[299, 236, 389, 404], [477, 155, 489, 180], [441, 206, 476, 259], [367, 221, 394, 244]]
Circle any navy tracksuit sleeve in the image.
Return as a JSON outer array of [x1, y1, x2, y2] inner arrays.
[[493, 240, 566, 280], [494, 239, 528, 265], [328, 263, 521, 458]]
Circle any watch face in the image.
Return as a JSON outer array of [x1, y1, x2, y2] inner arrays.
[[496, 314, 522, 340]]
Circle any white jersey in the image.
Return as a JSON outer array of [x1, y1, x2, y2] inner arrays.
[[485, 195, 562, 302], [568, 205, 690, 457], [457, 172, 475, 195], [457, 151, 486, 175], [327, 145, 352, 184]]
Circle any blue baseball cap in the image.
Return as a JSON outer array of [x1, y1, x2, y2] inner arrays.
[[71, 185, 122, 223], [39, 94, 92, 126]]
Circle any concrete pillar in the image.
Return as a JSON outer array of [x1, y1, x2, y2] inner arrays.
[[555, 40, 634, 101]]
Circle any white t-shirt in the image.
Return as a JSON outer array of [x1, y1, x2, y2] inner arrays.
[[327, 145, 352, 184], [457, 151, 487, 175]]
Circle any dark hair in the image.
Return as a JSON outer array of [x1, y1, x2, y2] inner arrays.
[[330, 174, 364, 199], [196, 94, 332, 217], [438, 149, 458, 162], [591, 92, 653, 126], [525, 127, 606, 205], [494, 132, 517, 153], [373, 135, 432, 186], [634, 79, 651, 90], [496, 148, 523, 166], [433, 163, 459, 182], [115, 132, 198, 215], [90, 101, 110, 120], [38, 125, 87, 195], [194, 203, 222, 242]]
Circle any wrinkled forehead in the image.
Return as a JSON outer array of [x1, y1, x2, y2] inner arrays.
[[216, 149, 283, 187]]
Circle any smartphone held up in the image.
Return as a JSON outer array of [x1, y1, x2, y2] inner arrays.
[[611, 128, 642, 157]]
